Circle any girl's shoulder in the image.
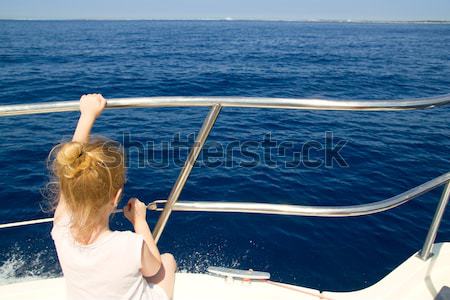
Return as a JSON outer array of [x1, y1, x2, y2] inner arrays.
[[51, 209, 71, 241], [113, 230, 144, 247], [111, 230, 145, 270]]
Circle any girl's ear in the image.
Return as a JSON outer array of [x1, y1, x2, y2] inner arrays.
[[113, 188, 123, 207]]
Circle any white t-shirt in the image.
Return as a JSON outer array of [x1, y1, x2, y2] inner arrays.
[[51, 215, 168, 300]]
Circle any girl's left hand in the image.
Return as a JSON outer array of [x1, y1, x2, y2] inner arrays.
[[124, 198, 147, 225], [80, 94, 107, 119]]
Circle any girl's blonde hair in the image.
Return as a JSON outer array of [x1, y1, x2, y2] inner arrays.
[[50, 137, 125, 242]]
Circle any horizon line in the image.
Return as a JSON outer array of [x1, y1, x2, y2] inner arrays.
[[1, 18, 450, 23]]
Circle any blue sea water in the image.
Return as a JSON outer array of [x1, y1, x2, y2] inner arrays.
[[0, 20, 449, 292]]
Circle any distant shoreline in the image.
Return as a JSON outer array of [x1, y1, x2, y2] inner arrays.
[[0, 18, 450, 24]]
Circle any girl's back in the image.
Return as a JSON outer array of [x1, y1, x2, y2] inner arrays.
[[52, 214, 167, 300]]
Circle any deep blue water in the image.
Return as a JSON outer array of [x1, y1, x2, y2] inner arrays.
[[0, 20, 449, 292]]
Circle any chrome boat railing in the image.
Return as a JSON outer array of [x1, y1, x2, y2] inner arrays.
[[1, 94, 450, 116], [0, 94, 449, 261]]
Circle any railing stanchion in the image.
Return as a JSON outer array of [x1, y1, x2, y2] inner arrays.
[[419, 181, 450, 260], [152, 104, 222, 243]]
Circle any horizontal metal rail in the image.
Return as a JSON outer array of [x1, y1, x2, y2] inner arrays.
[[147, 172, 450, 217], [2, 172, 448, 228], [1, 94, 450, 117]]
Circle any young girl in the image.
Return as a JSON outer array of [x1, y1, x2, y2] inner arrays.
[[50, 94, 176, 300]]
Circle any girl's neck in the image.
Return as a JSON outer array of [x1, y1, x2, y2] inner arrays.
[[73, 213, 111, 245]]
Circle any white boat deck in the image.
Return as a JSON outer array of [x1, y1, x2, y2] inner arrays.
[[1, 243, 449, 300], [324, 242, 450, 300]]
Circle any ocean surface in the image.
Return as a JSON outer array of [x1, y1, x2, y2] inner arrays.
[[0, 20, 449, 292]]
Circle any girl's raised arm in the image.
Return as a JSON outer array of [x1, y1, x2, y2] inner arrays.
[[72, 94, 107, 143], [54, 94, 106, 221]]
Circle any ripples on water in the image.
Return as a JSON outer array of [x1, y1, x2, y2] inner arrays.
[[0, 20, 449, 291]]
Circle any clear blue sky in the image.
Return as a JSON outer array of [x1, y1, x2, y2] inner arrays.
[[0, 0, 449, 21]]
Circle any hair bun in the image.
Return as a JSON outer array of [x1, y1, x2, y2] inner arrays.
[[56, 142, 92, 178]]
